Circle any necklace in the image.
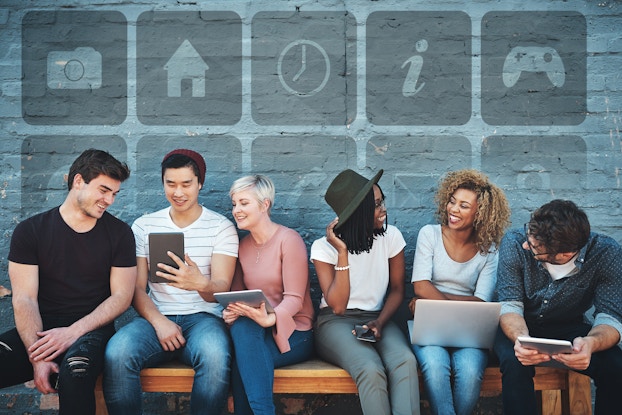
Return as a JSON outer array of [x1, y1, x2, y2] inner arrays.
[[252, 240, 265, 263], [251, 224, 277, 263]]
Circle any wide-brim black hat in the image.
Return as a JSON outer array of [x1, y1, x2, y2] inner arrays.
[[325, 169, 383, 229]]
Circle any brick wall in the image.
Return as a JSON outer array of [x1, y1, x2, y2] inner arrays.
[[0, 0, 619, 413]]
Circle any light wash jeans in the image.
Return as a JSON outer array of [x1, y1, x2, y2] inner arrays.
[[230, 316, 314, 415], [103, 313, 231, 415], [412, 344, 487, 415]]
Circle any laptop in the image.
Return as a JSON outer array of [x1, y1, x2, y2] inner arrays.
[[408, 299, 501, 349]]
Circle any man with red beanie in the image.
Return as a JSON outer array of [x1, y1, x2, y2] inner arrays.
[[103, 149, 239, 415]]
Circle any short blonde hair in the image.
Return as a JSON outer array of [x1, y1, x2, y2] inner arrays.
[[229, 175, 275, 214]]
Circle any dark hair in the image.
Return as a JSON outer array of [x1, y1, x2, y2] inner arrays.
[[161, 154, 201, 185], [67, 149, 130, 191], [336, 184, 386, 255], [527, 199, 590, 254]]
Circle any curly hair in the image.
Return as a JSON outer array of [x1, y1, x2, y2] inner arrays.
[[435, 169, 511, 254]]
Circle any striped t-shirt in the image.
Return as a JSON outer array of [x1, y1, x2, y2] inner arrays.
[[132, 206, 239, 317]]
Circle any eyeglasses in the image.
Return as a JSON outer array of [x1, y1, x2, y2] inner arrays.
[[523, 223, 555, 258], [374, 199, 386, 210]]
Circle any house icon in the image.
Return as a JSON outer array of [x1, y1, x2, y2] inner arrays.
[[164, 39, 209, 97]]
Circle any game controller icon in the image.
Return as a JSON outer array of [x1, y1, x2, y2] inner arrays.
[[502, 46, 565, 88]]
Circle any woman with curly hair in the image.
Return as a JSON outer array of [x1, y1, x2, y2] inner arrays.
[[408, 169, 511, 415]]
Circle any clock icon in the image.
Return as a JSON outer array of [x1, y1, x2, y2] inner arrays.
[[277, 39, 330, 96]]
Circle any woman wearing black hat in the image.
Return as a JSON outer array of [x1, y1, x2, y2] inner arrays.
[[311, 169, 420, 415]]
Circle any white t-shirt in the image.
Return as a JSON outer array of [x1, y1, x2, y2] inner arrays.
[[311, 224, 406, 311], [411, 224, 497, 302], [132, 206, 239, 317]]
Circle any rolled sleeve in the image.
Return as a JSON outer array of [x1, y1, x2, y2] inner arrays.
[[500, 300, 524, 317], [594, 312, 622, 348]]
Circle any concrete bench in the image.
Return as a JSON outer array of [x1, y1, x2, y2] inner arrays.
[[93, 358, 593, 415]]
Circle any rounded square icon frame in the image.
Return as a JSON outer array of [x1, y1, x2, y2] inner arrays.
[[480, 11, 587, 126], [22, 11, 128, 125]]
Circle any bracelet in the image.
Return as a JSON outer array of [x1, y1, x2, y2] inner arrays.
[[334, 264, 350, 271]]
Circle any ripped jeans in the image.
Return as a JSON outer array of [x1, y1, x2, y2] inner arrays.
[[0, 319, 114, 415]]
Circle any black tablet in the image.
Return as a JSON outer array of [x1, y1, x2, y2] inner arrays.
[[148, 232, 184, 283]]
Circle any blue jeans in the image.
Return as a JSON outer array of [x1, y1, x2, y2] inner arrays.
[[412, 344, 487, 415], [494, 322, 622, 415], [103, 313, 231, 415], [230, 317, 314, 415]]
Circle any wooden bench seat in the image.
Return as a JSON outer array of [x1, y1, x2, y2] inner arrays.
[[94, 358, 592, 415]]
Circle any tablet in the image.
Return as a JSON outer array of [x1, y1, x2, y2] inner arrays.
[[214, 289, 274, 313], [517, 336, 574, 355], [148, 232, 184, 283]]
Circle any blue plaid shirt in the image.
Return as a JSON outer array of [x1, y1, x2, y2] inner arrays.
[[497, 229, 622, 348]]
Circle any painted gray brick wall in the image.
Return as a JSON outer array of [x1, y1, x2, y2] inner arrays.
[[0, 0, 619, 412]]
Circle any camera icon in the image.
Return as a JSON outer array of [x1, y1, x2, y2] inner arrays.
[[47, 47, 102, 89]]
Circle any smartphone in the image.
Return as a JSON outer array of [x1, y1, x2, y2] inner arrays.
[[148, 232, 185, 283], [49, 372, 59, 390], [354, 324, 376, 342]]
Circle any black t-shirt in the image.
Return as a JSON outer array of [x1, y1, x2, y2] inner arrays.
[[8, 207, 136, 318]]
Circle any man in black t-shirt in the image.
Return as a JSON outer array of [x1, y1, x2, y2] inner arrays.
[[0, 149, 137, 415]]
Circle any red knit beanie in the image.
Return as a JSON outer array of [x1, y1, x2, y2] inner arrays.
[[162, 149, 206, 185]]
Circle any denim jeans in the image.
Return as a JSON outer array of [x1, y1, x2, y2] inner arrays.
[[103, 313, 231, 415], [412, 344, 487, 415], [0, 323, 114, 415], [494, 322, 622, 415], [230, 316, 314, 415]]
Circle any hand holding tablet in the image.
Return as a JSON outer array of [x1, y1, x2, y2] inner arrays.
[[214, 289, 274, 313], [148, 233, 185, 283]]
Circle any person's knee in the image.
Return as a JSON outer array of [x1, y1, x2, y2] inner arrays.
[[60, 355, 94, 381]]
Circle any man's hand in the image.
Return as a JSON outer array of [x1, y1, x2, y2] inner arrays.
[[552, 337, 591, 370], [28, 327, 79, 362], [153, 317, 186, 352], [32, 360, 59, 394], [156, 253, 207, 292], [514, 339, 553, 366]]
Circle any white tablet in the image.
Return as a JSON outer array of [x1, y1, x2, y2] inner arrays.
[[517, 336, 574, 355], [214, 289, 274, 313]]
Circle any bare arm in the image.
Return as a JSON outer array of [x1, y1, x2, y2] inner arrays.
[[314, 252, 351, 315], [414, 280, 483, 302], [10, 262, 43, 352], [499, 312, 530, 343], [29, 265, 137, 362], [314, 218, 351, 315], [499, 312, 558, 367], [154, 252, 236, 302], [133, 256, 187, 351], [9, 261, 57, 394], [554, 324, 621, 370]]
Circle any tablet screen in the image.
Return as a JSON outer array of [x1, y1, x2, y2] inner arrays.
[[148, 232, 184, 283]]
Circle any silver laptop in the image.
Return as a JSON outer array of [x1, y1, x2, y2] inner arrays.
[[408, 299, 501, 349]]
